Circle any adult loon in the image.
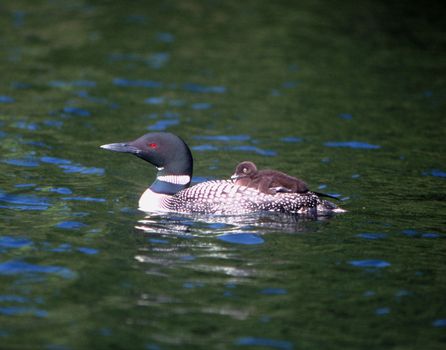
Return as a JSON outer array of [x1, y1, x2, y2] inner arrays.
[[100, 132, 344, 216], [232, 161, 339, 200]]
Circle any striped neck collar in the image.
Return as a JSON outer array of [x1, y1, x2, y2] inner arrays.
[[150, 174, 191, 195]]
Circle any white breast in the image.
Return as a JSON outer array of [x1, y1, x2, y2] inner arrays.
[[138, 188, 171, 213]]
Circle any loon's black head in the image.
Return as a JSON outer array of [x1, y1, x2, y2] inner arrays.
[[100, 132, 193, 177], [231, 161, 258, 180]]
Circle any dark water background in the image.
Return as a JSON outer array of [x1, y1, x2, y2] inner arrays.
[[1, 1, 445, 349]]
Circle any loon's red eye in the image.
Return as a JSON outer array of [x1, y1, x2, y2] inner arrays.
[[148, 142, 158, 149]]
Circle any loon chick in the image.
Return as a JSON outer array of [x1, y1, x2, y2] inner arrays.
[[100, 132, 344, 216], [232, 161, 339, 200]]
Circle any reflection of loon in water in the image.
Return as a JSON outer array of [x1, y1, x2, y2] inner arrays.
[[133, 212, 333, 281], [134, 211, 334, 237]]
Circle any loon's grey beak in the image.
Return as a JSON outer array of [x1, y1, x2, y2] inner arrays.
[[100, 142, 141, 155], [231, 173, 239, 180]]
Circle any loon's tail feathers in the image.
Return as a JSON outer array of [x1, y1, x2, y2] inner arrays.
[[313, 191, 340, 201], [317, 198, 347, 215]]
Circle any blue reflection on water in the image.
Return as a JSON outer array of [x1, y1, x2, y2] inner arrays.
[[56, 221, 87, 230], [48, 244, 99, 255], [402, 229, 442, 238], [324, 141, 381, 149], [0, 96, 15, 103], [421, 233, 441, 238], [62, 106, 91, 117], [40, 156, 71, 165], [349, 260, 391, 268], [183, 83, 226, 94], [59, 164, 104, 175], [0, 306, 48, 318], [191, 102, 213, 110], [259, 288, 287, 295], [108, 52, 170, 68], [282, 81, 298, 89], [113, 78, 163, 88], [356, 233, 387, 240], [375, 307, 391, 316], [191, 144, 219, 151], [36, 187, 73, 195], [155, 32, 175, 43], [147, 119, 180, 131], [194, 135, 251, 142], [42, 120, 64, 128], [217, 233, 264, 245], [77, 247, 99, 255], [50, 244, 72, 253], [13, 121, 39, 130], [236, 336, 294, 350], [12, 11, 25, 28], [41, 157, 104, 174], [3, 158, 39, 167], [0, 260, 75, 279], [402, 229, 417, 237], [338, 113, 353, 120], [144, 96, 165, 105], [0, 236, 32, 250], [280, 136, 302, 143], [422, 169, 446, 178], [183, 281, 204, 289], [0, 295, 28, 303], [62, 196, 106, 203], [146, 52, 170, 69], [148, 238, 169, 244], [432, 319, 446, 327], [0, 190, 50, 211]]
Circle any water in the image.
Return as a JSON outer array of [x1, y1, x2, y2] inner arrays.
[[1, 1, 445, 349]]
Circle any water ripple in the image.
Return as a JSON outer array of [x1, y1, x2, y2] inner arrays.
[[422, 169, 446, 178], [0, 236, 32, 250], [324, 141, 381, 149], [155, 32, 175, 43], [3, 158, 39, 167], [356, 233, 388, 240], [113, 78, 163, 88], [0, 260, 75, 279], [183, 83, 226, 94], [0, 96, 15, 103], [194, 135, 251, 142], [191, 102, 213, 110], [0, 190, 50, 211], [349, 260, 391, 268], [62, 106, 91, 117], [147, 119, 180, 131], [55, 221, 87, 230], [432, 319, 446, 328], [235, 337, 294, 350], [62, 196, 106, 203], [217, 233, 264, 245], [59, 164, 104, 175], [0, 306, 48, 318]]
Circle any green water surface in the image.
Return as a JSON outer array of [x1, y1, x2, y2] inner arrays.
[[0, 1, 445, 349]]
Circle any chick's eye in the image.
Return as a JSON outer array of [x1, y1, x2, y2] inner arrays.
[[148, 142, 158, 149]]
